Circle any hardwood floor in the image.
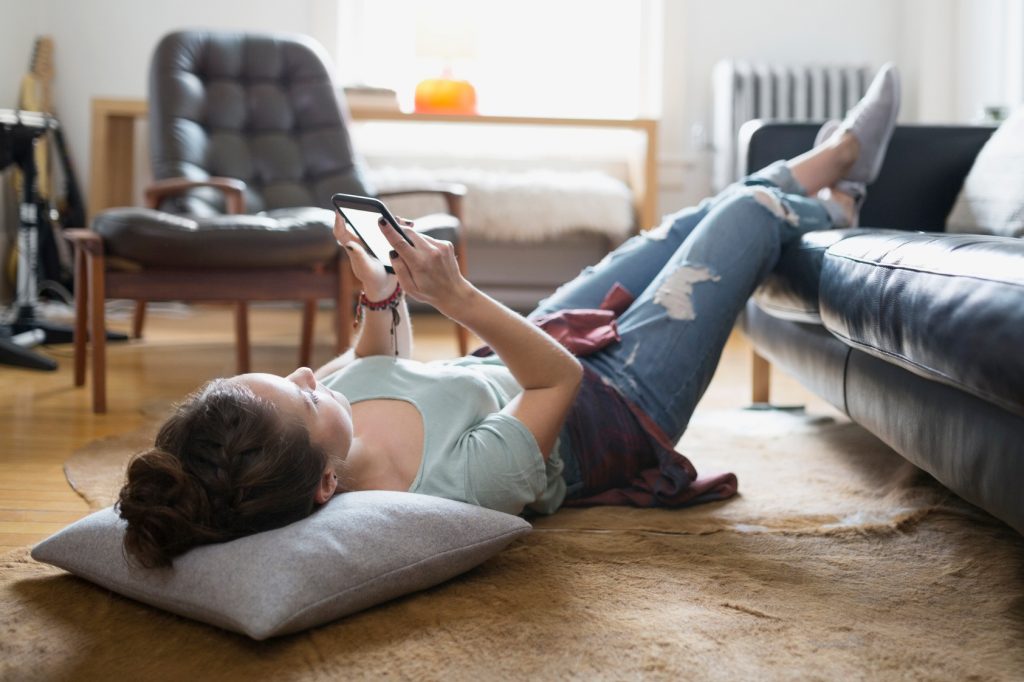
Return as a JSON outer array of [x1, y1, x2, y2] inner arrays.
[[0, 302, 828, 553]]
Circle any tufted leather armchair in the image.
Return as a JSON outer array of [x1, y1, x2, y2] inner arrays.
[[67, 31, 468, 412]]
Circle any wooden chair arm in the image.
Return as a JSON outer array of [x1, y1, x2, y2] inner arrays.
[[144, 177, 247, 214], [64, 228, 104, 255], [377, 183, 467, 222]]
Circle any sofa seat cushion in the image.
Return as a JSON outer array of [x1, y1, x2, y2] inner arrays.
[[754, 228, 883, 322], [820, 232, 1024, 417], [93, 206, 339, 269]]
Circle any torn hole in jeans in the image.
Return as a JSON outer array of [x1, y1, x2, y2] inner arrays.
[[748, 187, 801, 226], [653, 264, 721, 320]]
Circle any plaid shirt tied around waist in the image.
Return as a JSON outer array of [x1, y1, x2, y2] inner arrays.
[[477, 283, 738, 509]]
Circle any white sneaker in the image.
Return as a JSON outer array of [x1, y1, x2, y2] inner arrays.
[[837, 63, 901, 184]]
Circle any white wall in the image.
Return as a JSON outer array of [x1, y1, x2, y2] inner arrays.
[[1, 0, 1016, 218], [55, 0, 314, 185], [661, 0, 906, 207]]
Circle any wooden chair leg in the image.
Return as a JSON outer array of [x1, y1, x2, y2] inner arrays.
[[73, 245, 87, 387], [87, 253, 108, 413], [235, 302, 250, 374], [299, 299, 316, 368], [132, 301, 147, 339], [752, 349, 771, 404]]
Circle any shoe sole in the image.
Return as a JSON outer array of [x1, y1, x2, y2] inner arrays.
[[862, 68, 901, 184]]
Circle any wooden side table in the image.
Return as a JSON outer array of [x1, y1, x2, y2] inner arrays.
[[88, 98, 148, 220], [88, 99, 660, 228]]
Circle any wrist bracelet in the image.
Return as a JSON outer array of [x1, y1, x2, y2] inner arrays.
[[354, 282, 403, 356]]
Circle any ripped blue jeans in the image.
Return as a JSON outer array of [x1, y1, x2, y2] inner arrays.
[[530, 161, 836, 445]]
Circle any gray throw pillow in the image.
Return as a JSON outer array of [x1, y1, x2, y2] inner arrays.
[[31, 490, 530, 640], [946, 106, 1024, 237]]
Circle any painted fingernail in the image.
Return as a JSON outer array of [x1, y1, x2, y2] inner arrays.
[[389, 250, 398, 259]]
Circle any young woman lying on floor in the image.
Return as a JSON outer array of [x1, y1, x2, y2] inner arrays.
[[118, 65, 900, 567]]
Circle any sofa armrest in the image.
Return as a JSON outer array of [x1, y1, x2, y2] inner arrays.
[[739, 121, 997, 232]]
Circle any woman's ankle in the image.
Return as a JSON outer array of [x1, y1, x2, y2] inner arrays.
[[818, 186, 857, 227], [830, 132, 860, 174]]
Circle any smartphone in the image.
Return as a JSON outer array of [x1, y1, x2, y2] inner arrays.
[[331, 193, 414, 273]]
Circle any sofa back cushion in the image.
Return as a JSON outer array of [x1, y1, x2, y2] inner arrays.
[[947, 106, 1024, 237], [742, 123, 995, 231]]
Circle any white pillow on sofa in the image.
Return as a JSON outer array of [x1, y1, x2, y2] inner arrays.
[[947, 106, 1024, 237], [31, 490, 530, 640]]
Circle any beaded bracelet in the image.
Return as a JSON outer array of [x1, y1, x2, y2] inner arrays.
[[354, 282, 403, 356]]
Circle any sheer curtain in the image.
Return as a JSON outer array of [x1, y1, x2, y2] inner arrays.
[[335, 0, 661, 119]]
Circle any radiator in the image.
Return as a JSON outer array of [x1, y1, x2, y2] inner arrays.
[[712, 60, 872, 190]]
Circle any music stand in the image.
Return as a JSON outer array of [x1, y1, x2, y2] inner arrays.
[[0, 109, 123, 370]]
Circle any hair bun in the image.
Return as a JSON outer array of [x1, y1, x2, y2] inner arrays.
[[116, 378, 328, 568], [116, 449, 212, 568]]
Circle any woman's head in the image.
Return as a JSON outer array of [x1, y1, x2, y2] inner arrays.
[[117, 373, 344, 568]]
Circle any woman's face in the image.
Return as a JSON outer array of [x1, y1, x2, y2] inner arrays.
[[233, 368, 354, 477]]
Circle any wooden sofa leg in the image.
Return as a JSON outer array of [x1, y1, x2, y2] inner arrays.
[[752, 350, 771, 404], [300, 300, 316, 368], [132, 301, 147, 338], [73, 245, 87, 387], [87, 252, 108, 413], [235, 302, 250, 374]]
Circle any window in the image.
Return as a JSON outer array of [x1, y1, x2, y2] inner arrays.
[[336, 0, 661, 119]]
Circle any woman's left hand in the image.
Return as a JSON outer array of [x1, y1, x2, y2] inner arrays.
[[333, 212, 403, 299]]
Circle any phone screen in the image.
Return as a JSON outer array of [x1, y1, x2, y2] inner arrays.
[[336, 205, 398, 270]]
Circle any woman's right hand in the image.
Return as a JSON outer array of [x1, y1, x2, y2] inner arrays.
[[379, 218, 473, 315]]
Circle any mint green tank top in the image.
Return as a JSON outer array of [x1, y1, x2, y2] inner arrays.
[[322, 355, 566, 515]]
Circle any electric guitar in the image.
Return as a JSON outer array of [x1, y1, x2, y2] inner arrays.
[[6, 36, 82, 292], [18, 36, 54, 201]]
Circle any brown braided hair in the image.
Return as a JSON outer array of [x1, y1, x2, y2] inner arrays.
[[116, 378, 328, 568]]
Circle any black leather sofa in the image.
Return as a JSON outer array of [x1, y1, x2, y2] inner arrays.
[[738, 122, 1024, 535]]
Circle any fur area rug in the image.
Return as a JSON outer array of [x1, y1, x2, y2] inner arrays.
[[3, 409, 1023, 680]]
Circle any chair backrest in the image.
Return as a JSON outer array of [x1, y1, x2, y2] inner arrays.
[[149, 30, 375, 215]]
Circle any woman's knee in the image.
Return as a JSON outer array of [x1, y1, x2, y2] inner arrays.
[[706, 191, 821, 259], [716, 187, 801, 227]]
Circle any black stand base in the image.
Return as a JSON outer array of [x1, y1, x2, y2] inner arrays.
[[0, 313, 129, 372], [0, 326, 57, 370], [9, 316, 128, 345]]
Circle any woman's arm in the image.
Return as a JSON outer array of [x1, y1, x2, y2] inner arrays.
[[383, 221, 582, 457], [350, 277, 413, 359], [313, 216, 416, 379], [312, 291, 412, 378]]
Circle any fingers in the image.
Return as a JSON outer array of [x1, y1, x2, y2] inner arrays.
[[333, 213, 362, 246], [388, 251, 420, 298], [378, 217, 424, 254], [333, 212, 346, 241], [343, 239, 370, 263]]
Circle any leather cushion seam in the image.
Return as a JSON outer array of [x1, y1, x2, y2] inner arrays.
[[826, 326, 1021, 414], [826, 251, 1024, 288]]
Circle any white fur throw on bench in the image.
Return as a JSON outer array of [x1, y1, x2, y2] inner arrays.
[[369, 166, 636, 243]]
